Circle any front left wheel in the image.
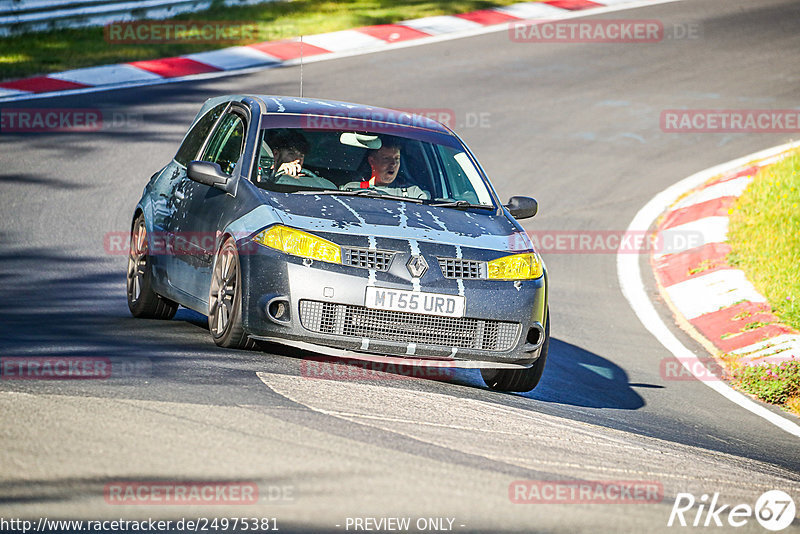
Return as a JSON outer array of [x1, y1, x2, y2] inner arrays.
[[208, 237, 256, 350], [126, 214, 178, 319]]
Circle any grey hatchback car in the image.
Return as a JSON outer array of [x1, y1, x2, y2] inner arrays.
[[127, 95, 549, 392]]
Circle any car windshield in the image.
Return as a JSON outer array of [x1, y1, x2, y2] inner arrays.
[[253, 127, 496, 207]]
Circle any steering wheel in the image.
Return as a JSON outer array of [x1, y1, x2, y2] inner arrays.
[[273, 167, 328, 188], [290, 167, 320, 179]]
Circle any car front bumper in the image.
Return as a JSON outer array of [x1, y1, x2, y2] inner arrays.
[[238, 239, 548, 367]]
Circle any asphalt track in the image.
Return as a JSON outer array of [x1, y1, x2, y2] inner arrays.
[[1, 0, 800, 532]]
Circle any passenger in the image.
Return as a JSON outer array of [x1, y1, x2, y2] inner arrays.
[[342, 139, 430, 199]]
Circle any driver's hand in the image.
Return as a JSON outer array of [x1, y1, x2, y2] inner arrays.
[[276, 159, 303, 178]]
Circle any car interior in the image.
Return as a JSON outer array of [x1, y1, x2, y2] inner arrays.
[[252, 128, 488, 206], [255, 129, 434, 192]]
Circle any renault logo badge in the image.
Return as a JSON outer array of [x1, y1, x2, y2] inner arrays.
[[406, 255, 429, 278]]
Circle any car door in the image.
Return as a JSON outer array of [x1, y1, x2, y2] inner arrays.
[[153, 101, 229, 293], [168, 106, 249, 303]]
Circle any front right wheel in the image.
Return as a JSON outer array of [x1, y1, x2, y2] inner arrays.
[[481, 311, 550, 392]]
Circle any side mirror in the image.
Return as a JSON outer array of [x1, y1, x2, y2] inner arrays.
[[187, 161, 234, 193], [506, 196, 538, 220]]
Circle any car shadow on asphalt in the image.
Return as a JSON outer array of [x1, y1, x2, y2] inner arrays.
[[523, 337, 651, 410]]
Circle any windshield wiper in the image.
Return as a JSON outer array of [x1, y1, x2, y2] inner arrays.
[[427, 200, 495, 209], [296, 189, 424, 203]]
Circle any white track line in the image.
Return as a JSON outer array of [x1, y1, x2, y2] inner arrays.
[[618, 141, 800, 437]]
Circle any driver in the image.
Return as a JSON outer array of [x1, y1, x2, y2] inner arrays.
[[342, 139, 430, 199], [257, 130, 335, 189]]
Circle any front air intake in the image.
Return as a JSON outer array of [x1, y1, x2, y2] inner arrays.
[[526, 322, 545, 350], [266, 296, 291, 325]]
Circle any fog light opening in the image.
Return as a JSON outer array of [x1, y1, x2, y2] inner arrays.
[[266, 297, 291, 325], [526, 322, 545, 348]]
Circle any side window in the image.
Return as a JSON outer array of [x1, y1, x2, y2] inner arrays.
[[200, 112, 246, 176], [174, 103, 228, 166]]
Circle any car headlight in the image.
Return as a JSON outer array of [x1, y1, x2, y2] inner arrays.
[[487, 253, 543, 280], [253, 225, 341, 264]]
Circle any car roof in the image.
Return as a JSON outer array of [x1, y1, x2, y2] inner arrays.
[[245, 95, 452, 135]]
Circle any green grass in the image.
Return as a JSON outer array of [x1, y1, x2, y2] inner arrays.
[[732, 360, 800, 408], [0, 0, 527, 81], [727, 149, 800, 415], [728, 151, 800, 331]]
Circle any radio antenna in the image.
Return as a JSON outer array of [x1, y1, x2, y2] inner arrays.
[[299, 35, 304, 97]]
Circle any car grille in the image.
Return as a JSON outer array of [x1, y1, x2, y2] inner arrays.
[[299, 300, 519, 351], [438, 258, 485, 279], [342, 248, 395, 271]]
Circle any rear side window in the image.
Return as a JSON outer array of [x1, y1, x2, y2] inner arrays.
[[174, 103, 228, 166], [201, 113, 246, 176]]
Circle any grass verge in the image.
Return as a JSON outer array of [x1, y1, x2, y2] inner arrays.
[[732, 361, 800, 410], [727, 149, 800, 415], [0, 0, 525, 81], [728, 152, 800, 330]]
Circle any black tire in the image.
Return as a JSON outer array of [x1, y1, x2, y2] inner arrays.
[[208, 238, 256, 350], [126, 214, 178, 319], [481, 311, 550, 392]]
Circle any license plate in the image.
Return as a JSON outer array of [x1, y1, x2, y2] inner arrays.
[[365, 287, 465, 318]]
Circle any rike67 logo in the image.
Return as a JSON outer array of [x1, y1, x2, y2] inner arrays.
[[668, 490, 796, 531]]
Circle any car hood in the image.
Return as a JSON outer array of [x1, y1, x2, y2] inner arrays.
[[254, 193, 533, 252]]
